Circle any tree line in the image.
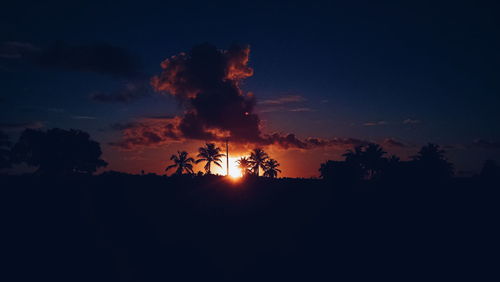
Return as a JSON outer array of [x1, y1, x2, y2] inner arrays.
[[319, 143, 498, 182], [1, 128, 499, 180], [166, 144, 281, 178]]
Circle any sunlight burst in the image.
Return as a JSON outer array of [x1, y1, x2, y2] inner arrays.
[[227, 157, 243, 179]]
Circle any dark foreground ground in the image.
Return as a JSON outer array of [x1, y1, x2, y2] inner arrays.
[[1, 174, 498, 281]]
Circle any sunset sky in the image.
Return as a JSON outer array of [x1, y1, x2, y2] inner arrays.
[[1, 1, 499, 177]]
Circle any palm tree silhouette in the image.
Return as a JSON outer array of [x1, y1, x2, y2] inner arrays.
[[236, 156, 252, 176], [342, 145, 364, 163], [412, 143, 453, 179], [166, 151, 195, 175], [249, 148, 268, 176], [263, 158, 281, 178], [362, 143, 387, 179], [343, 143, 387, 179], [195, 143, 225, 174]]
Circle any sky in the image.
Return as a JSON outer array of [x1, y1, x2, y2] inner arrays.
[[1, 0, 499, 177]]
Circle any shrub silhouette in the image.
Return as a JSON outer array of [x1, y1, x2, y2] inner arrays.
[[11, 128, 107, 175]]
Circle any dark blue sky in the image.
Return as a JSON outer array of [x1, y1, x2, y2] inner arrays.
[[1, 0, 499, 176]]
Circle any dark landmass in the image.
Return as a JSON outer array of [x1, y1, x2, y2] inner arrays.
[[2, 174, 498, 281]]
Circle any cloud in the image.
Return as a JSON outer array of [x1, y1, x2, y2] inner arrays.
[[263, 134, 369, 150], [72, 115, 97, 120], [151, 43, 260, 143], [0, 41, 141, 78], [259, 95, 306, 105], [110, 122, 141, 131], [0, 41, 40, 59], [90, 81, 151, 103], [35, 42, 141, 77], [403, 118, 420, 124], [110, 44, 386, 151], [289, 107, 314, 112], [470, 139, 500, 149], [108, 118, 183, 150], [363, 121, 387, 126], [381, 138, 410, 148], [0, 121, 44, 130], [258, 94, 312, 113], [2, 41, 149, 103], [110, 116, 371, 151]]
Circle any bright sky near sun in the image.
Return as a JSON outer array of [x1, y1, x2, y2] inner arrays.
[[213, 157, 243, 178]]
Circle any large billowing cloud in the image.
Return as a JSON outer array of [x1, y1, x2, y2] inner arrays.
[[151, 43, 261, 143], [110, 43, 369, 151]]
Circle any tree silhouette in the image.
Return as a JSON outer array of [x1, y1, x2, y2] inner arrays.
[[0, 131, 11, 169], [319, 160, 364, 182], [236, 156, 252, 176], [480, 160, 499, 180], [263, 158, 281, 178], [361, 143, 387, 179], [166, 151, 195, 175], [379, 155, 416, 181], [343, 143, 387, 179], [195, 143, 225, 174], [387, 155, 400, 164], [11, 128, 107, 175], [342, 145, 364, 164], [411, 143, 453, 180], [249, 148, 269, 176]]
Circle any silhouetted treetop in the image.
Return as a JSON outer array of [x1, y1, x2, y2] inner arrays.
[[236, 156, 252, 176], [166, 151, 195, 175], [480, 160, 499, 180], [343, 143, 387, 179], [263, 158, 281, 178], [0, 131, 12, 169], [195, 143, 225, 174], [412, 143, 453, 179], [11, 128, 107, 175], [249, 148, 268, 176]]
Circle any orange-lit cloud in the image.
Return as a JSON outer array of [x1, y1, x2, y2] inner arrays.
[[110, 44, 410, 154]]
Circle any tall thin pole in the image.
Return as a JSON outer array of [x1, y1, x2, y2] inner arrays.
[[226, 139, 229, 176]]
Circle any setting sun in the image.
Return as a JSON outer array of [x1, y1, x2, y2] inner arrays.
[[227, 157, 243, 178]]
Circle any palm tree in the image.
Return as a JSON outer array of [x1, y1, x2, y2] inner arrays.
[[165, 151, 195, 175], [249, 148, 268, 176], [236, 156, 252, 176], [342, 143, 387, 179], [362, 143, 387, 179], [411, 143, 453, 179], [195, 143, 225, 174], [342, 145, 364, 163], [263, 158, 281, 178]]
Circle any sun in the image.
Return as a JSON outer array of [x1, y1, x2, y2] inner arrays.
[[227, 157, 243, 179]]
